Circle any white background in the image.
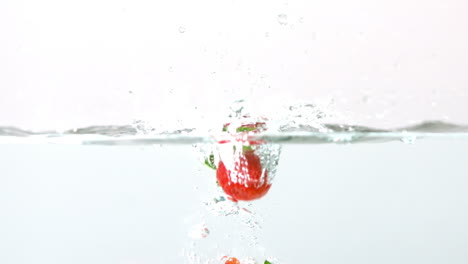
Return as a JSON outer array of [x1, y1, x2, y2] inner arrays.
[[1, 0, 467, 130]]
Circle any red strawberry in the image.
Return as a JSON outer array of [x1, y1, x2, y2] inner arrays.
[[223, 257, 240, 264], [216, 148, 271, 202]]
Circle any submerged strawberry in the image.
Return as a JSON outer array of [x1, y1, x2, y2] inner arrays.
[[223, 257, 240, 264], [203, 119, 278, 202], [222, 256, 273, 264], [216, 147, 271, 202]]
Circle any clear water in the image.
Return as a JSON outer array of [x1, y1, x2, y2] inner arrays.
[[1, 120, 468, 264]]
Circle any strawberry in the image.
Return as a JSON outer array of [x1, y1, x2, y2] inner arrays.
[[222, 256, 273, 264], [223, 257, 240, 264], [216, 147, 271, 202], [204, 120, 274, 201]]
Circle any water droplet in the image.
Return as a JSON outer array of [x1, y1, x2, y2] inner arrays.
[[128, 90, 133, 94], [168, 66, 174, 72], [178, 26, 186, 33], [265, 32, 269, 37], [299, 17, 304, 23], [277, 14, 288, 25]]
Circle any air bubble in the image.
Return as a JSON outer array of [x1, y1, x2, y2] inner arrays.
[[277, 14, 288, 25], [401, 135, 417, 144], [400, 131, 418, 144], [241, 257, 257, 264], [188, 223, 210, 239]]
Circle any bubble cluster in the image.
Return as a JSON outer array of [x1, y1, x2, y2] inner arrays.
[[188, 223, 210, 239]]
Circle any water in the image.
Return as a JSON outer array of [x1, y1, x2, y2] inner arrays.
[[1, 136, 467, 264], [1, 119, 467, 264]]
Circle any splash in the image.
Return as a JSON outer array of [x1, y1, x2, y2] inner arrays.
[[1, 100, 467, 145]]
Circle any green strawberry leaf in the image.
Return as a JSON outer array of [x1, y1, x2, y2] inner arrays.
[[204, 154, 216, 170], [236, 126, 257, 132]]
